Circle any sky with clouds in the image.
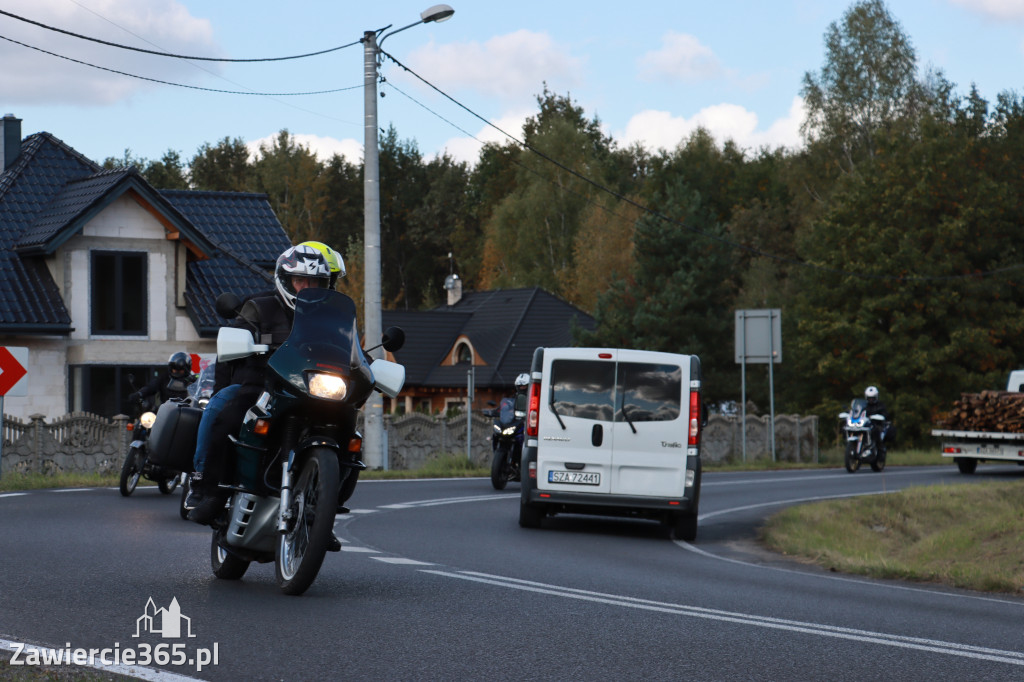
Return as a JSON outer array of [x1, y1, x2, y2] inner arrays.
[[1, 0, 1022, 168]]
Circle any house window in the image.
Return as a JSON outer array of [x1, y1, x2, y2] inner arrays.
[[91, 251, 147, 335], [454, 342, 473, 365], [70, 364, 161, 418]]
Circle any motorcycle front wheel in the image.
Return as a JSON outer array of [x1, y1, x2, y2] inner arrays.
[[843, 442, 860, 473], [211, 532, 250, 580], [178, 475, 191, 520], [119, 446, 143, 496], [490, 443, 509, 490], [276, 448, 339, 596]]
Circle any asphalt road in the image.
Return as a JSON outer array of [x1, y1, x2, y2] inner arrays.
[[1, 464, 1023, 681]]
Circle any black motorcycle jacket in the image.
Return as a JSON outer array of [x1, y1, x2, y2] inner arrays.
[[866, 399, 890, 421], [214, 295, 294, 392], [136, 370, 196, 404]]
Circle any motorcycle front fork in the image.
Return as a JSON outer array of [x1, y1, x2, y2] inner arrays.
[[277, 460, 292, 533]]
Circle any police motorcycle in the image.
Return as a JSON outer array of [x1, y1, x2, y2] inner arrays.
[[119, 376, 185, 497], [839, 398, 888, 473], [197, 288, 404, 595], [486, 393, 526, 490]]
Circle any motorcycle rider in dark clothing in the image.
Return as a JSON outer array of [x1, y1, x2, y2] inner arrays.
[[864, 385, 890, 455], [129, 352, 195, 406], [187, 243, 343, 535]]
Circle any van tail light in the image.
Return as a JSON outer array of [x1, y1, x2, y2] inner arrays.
[[528, 461, 537, 480], [688, 388, 701, 446], [526, 380, 540, 437]]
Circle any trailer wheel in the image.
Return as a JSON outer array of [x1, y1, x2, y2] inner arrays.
[[954, 457, 977, 475]]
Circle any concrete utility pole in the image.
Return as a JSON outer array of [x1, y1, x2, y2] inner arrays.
[[361, 5, 455, 469]]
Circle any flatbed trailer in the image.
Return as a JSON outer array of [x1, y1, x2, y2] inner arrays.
[[931, 428, 1024, 474]]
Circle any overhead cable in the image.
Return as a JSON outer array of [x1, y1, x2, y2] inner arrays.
[[0, 34, 362, 96], [0, 8, 358, 62]]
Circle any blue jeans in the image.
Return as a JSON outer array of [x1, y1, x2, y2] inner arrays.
[[193, 383, 242, 473]]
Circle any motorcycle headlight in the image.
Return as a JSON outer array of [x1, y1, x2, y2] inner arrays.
[[308, 372, 348, 401], [502, 426, 516, 436], [140, 412, 157, 429]]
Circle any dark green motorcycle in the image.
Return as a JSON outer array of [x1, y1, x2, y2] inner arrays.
[[207, 288, 405, 595]]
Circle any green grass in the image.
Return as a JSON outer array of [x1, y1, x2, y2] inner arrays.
[[760, 480, 1024, 594]]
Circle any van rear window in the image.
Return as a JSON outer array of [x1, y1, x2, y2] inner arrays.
[[549, 359, 682, 423], [551, 360, 615, 421], [617, 363, 681, 423]]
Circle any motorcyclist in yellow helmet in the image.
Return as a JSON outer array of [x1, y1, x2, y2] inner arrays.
[[298, 241, 345, 289]]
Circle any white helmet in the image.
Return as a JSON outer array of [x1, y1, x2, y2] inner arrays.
[[274, 244, 332, 310], [514, 373, 530, 390], [865, 386, 879, 400]]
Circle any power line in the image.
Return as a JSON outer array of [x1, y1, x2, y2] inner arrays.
[[379, 48, 1024, 283], [0, 33, 362, 96], [0, 8, 358, 62]]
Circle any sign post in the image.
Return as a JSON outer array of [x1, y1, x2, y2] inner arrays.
[[735, 311, 781, 462], [0, 346, 29, 480]]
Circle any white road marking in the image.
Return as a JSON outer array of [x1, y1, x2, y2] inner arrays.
[[340, 546, 380, 553], [0, 492, 28, 498], [421, 570, 1024, 666], [372, 557, 434, 565]]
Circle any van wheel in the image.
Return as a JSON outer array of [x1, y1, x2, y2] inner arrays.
[[955, 457, 977, 475], [671, 512, 698, 542], [519, 501, 544, 529]]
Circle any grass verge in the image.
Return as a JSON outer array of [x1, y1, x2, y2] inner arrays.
[[760, 479, 1024, 594]]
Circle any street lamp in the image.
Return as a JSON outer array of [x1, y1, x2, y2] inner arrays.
[[362, 4, 454, 469]]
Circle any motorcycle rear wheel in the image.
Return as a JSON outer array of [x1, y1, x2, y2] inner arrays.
[[211, 533, 250, 580], [870, 449, 886, 472], [158, 475, 179, 495], [276, 448, 339, 596], [843, 443, 860, 473], [490, 444, 509, 490], [119, 446, 143, 496]]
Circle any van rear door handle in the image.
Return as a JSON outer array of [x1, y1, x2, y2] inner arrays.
[[592, 423, 603, 447], [565, 462, 585, 470]]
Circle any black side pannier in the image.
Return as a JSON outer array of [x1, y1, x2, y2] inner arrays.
[[148, 401, 202, 473]]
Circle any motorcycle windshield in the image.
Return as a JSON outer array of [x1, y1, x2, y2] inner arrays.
[[849, 398, 867, 420], [499, 397, 516, 425], [267, 289, 372, 397]]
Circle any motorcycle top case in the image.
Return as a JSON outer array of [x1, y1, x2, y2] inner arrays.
[[147, 401, 202, 472]]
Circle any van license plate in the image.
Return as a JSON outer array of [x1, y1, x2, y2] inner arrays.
[[549, 471, 600, 485]]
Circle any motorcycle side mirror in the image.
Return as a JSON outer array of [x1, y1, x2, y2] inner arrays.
[[838, 412, 849, 419], [215, 292, 243, 319], [869, 414, 886, 422], [514, 410, 526, 419], [382, 326, 405, 353], [217, 326, 269, 362], [701, 402, 709, 428]]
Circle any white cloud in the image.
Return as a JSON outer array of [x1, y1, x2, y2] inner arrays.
[[620, 97, 805, 153], [403, 30, 583, 102], [949, 0, 1024, 20], [637, 31, 724, 82], [437, 110, 533, 166], [247, 133, 363, 165], [0, 0, 219, 105]]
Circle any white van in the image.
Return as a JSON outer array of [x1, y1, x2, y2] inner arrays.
[[518, 347, 704, 541]]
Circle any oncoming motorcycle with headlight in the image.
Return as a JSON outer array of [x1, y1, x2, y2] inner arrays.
[[119, 389, 181, 497], [839, 398, 888, 473], [202, 288, 405, 595]]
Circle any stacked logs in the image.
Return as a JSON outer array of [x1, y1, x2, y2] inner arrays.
[[937, 390, 1024, 432]]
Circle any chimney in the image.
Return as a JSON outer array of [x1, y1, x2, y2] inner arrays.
[[444, 273, 462, 306], [1, 114, 22, 172]]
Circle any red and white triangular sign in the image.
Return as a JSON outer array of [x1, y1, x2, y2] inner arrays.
[[0, 346, 28, 397]]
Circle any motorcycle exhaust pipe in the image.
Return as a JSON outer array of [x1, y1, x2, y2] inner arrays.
[[277, 459, 292, 533]]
